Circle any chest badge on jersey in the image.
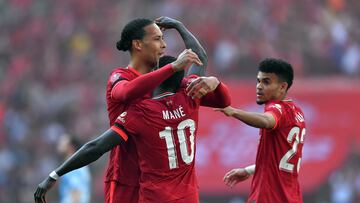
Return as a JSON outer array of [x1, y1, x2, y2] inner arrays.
[[166, 100, 173, 106], [117, 111, 127, 123]]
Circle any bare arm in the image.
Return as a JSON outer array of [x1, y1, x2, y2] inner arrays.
[[215, 106, 276, 129]]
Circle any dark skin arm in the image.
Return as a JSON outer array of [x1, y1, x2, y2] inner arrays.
[[34, 129, 124, 203], [155, 16, 208, 76]]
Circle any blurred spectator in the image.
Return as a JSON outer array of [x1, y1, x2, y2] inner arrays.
[[57, 134, 91, 203]]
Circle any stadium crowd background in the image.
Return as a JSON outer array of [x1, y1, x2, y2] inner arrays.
[[0, 0, 359, 202]]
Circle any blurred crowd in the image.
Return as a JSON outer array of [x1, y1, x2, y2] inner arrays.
[[0, 0, 359, 202]]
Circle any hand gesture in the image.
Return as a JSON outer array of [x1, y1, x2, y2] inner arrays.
[[223, 168, 251, 188], [186, 76, 220, 99], [155, 16, 181, 30], [171, 49, 203, 72], [34, 177, 56, 203], [214, 106, 237, 117]]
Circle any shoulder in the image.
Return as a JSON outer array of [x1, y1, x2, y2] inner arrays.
[[265, 101, 284, 113], [175, 88, 200, 108], [108, 67, 134, 86], [180, 75, 199, 88]]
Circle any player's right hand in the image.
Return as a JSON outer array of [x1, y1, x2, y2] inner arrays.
[[155, 16, 181, 30], [171, 49, 203, 72], [223, 168, 251, 188], [186, 76, 220, 99], [214, 106, 236, 117], [34, 177, 56, 203]]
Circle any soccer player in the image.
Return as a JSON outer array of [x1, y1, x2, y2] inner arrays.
[[104, 17, 205, 203], [57, 134, 91, 203], [216, 58, 306, 203], [34, 56, 231, 203]]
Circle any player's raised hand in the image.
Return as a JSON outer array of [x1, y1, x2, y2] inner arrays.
[[171, 49, 203, 72], [214, 106, 237, 117], [34, 177, 56, 203], [155, 16, 181, 30], [186, 76, 220, 99], [223, 168, 251, 188]]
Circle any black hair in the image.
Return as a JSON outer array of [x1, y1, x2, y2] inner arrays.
[[258, 58, 294, 90], [116, 18, 154, 52], [158, 55, 184, 91], [68, 135, 82, 151]]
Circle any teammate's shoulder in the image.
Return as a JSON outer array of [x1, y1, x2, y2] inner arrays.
[[180, 75, 199, 88], [108, 67, 135, 85], [110, 66, 132, 75]]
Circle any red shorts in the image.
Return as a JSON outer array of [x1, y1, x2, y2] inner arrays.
[[104, 180, 139, 203]]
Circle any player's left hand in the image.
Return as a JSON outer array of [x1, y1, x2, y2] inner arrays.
[[155, 16, 181, 30], [34, 177, 56, 203], [186, 76, 220, 99], [223, 168, 251, 188]]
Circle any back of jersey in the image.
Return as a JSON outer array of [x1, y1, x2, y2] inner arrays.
[[117, 88, 201, 202]]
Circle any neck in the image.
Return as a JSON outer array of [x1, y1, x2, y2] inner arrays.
[[129, 57, 156, 75]]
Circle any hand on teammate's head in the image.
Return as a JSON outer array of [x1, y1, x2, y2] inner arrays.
[[155, 16, 180, 30], [171, 49, 203, 72]]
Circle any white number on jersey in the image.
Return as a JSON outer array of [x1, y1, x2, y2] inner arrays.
[[279, 126, 306, 173], [159, 119, 196, 169]]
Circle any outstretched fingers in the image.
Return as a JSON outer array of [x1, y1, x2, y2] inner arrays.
[[34, 188, 46, 203]]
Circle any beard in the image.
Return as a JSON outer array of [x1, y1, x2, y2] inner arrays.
[[256, 99, 265, 105]]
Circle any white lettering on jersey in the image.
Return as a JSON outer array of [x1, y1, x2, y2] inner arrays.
[[162, 105, 186, 120]]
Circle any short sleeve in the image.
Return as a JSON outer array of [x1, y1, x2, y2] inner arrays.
[[265, 102, 283, 129], [114, 108, 141, 136]]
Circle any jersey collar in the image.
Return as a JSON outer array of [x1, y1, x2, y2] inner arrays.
[[152, 92, 175, 100], [127, 66, 142, 76]]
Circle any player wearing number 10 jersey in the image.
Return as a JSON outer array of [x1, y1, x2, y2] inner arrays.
[[217, 58, 305, 203], [113, 87, 201, 202]]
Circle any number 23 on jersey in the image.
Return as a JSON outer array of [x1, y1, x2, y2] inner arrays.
[[279, 126, 306, 174]]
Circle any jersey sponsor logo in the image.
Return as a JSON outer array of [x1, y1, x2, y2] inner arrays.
[[162, 105, 186, 120], [117, 111, 127, 123]]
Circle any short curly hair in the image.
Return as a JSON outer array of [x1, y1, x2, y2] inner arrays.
[[258, 58, 294, 90]]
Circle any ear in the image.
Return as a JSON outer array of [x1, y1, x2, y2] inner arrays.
[[132, 40, 142, 51], [280, 82, 288, 93]]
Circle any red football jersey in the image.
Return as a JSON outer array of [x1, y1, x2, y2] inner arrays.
[[105, 67, 145, 185], [248, 100, 306, 203], [115, 88, 201, 203]]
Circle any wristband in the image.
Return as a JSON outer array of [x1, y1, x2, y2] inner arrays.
[[49, 171, 59, 180], [244, 165, 255, 175]]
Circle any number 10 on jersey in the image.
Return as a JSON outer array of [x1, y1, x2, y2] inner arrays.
[[159, 119, 196, 169]]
